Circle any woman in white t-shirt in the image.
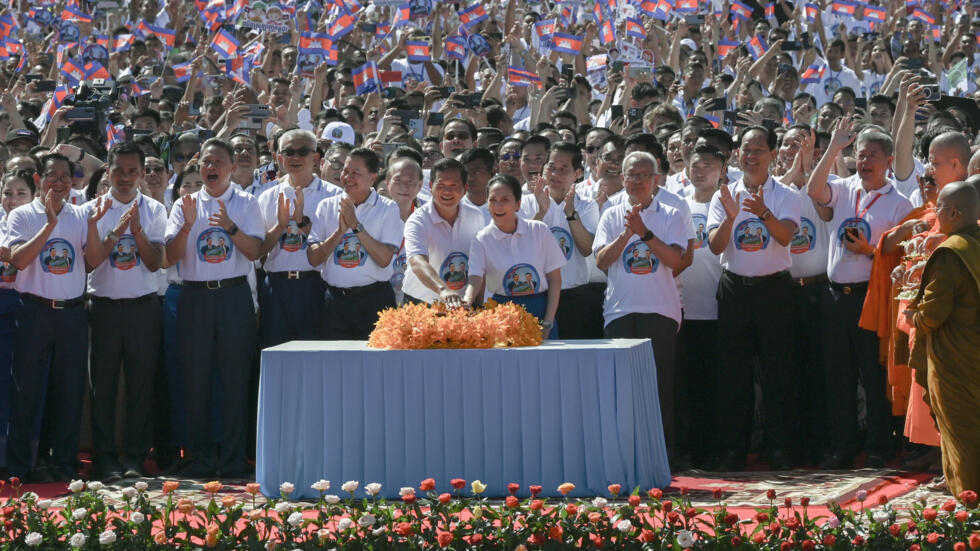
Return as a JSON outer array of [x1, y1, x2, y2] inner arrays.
[[463, 174, 567, 339]]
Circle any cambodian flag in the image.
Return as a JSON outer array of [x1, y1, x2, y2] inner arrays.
[[550, 32, 583, 55], [4, 39, 21, 56], [675, 0, 697, 13], [911, 9, 934, 25], [327, 11, 356, 39], [864, 5, 886, 22], [598, 19, 615, 44], [211, 27, 240, 58], [43, 86, 72, 122], [804, 2, 819, 22], [379, 70, 403, 89], [405, 39, 431, 62], [84, 61, 110, 79], [626, 17, 646, 39], [61, 58, 86, 85], [800, 62, 825, 84], [717, 38, 739, 57], [172, 60, 193, 82], [352, 61, 380, 94], [113, 34, 134, 51], [445, 35, 467, 61], [640, 0, 657, 16], [930, 24, 940, 42], [106, 123, 125, 150], [0, 14, 18, 38], [201, 2, 226, 30], [653, 0, 672, 20], [139, 21, 176, 48], [14, 53, 26, 73], [507, 66, 542, 88], [459, 3, 488, 28], [225, 54, 253, 85], [226, 0, 248, 20], [746, 34, 767, 60], [764, 2, 775, 20], [730, 0, 753, 20], [375, 22, 391, 37], [300, 31, 332, 50], [391, 4, 410, 29], [61, 6, 91, 23], [535, 18, 556, 41], [831, 1, 855, 16]]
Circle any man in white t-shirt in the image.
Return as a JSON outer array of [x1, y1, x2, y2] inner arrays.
[[807, 38, 862, 109]]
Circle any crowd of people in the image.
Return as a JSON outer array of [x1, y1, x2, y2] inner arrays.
[[0, 0, 978, 494]]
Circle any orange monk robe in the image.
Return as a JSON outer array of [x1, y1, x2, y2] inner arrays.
[[910, 224, 980, 496]]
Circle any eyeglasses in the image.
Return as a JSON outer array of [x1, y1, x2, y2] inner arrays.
[[341, 81, 355, 87], [601, 155, 625, 164], [146, 166, 168, 174], [282, 147, 315, 157], [499, 152, 520, 161], [585, 146, 599, 154]]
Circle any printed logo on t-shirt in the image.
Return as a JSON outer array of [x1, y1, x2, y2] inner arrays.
[[1, 260, 16, 283], [837, 217, 871, 244], [334, 233, 367, 268], [197, 228, 233, 264], [824, 77, 842, 98], [621, 240, 659, 275], [439, 252, 468, 291], [279, 221, 307, 252], [734, 218, 771, 252], [692, 213, 709, 249], [40, 238, 75, 275], [791, 217, 817, 254], [503, 263, 540, 296], [109, 234, 141, 270], [550, 226, 574, 260]]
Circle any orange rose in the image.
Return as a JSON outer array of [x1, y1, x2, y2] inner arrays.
[[419, 478, 436, 492], [177, 498, 195, 514], [557, 483, 575, 496], [162, 481, 180, 494], [246, 483, 262, 495], [222, 496, 238, 509], [203, 481, 223, 494], [607, 484, 621, 496], [153, 532, 167, 545]]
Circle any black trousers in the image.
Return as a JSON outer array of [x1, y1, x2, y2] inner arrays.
[[791, 280, 827, 461], [821, 282, 890, 456], [323, 282, 396, 340], [557, 284, 606, 339], [6, 298, 87, 477], [715, 270, 796, 457], [259, 275, 325, 348], [604, 313, 679, 450], [88, 295, 161, 465], [677, 318, 718, 462], [177, 283, 255, 472]]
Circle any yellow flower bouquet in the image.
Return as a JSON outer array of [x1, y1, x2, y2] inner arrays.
[[367, 300, 543, 349]]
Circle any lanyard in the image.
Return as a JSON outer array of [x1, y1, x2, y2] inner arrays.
[[854, 189, 884, 219]]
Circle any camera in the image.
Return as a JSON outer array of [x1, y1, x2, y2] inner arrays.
[[64, 79, 119, 144]]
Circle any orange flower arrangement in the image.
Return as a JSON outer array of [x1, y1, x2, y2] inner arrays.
[[368, 300, 543, 349]]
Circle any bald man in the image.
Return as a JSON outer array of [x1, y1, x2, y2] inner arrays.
[[905, 181, 980, 496], [912, 132, 972, 207], [968, 149, 980, 177]]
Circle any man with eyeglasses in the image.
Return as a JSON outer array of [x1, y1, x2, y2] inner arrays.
[[420, 137, 442, 170], [576, 128, 614, 200], [320, 143, 351, 187], [440, 119, 476, 159], [257, 129, 342, 347], [4, 153, 111, 482]]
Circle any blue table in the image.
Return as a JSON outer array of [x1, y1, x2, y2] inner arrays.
[[256, 339, 669, 499]]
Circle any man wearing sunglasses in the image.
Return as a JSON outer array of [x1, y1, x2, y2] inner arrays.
[[256, 129, 342, 347]]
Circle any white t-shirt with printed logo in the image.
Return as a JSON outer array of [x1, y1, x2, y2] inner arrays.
[[680, 193, 723, 320], [309, 189, 404, 288], [0, 213, 18, 290], [257, 177, 343, 273], [468, 217, 567, 298], [402, 201, 486, 303], [823, 175, 913, 284], [706, 176, 801, 277], [460, 196, 492, 225], [86, 192, 167, 299], [3, 199, 89, 300], [788, 190, 830, 279], [593, 195, 690, 326], [164, 185, 264, 282], [519, 192, 600, 289]]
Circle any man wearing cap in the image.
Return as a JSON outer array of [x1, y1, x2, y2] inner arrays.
[[6, 128, 38, 156], [84, 142, 167, 481], [323, 121, 356, 148], [257, 129, 342, 347], [4, 153, 111, 482]]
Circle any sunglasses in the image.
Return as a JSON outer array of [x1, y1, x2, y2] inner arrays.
[[282, 147, 314, 157], [499, 152, 520, 161], [146, 166, 168, 174]]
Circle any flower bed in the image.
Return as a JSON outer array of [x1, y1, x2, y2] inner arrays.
[[0, 477, 978, 550], [368, 301, 543, 349]]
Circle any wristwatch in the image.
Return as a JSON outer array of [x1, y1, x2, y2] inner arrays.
[[539, 320, 554, 330], [107, 230, 120, 243], [352, 223, 364, 234], [228, 223, 239, 236], [641, 230, 654, 242], [760, 209, 773, 221], [566, 211, 578, 221]]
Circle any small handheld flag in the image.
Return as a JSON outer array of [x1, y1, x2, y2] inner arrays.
[[746, 34, 768, 60], [598, 19, 615, 45], [405, 39, 431, 62], [730, 0, 753, 20], [831, 1, 856, 17], [352, 61, 381, 94], [445, 36, 467, 61], [459, 3, 488, 28], [507, 66, 543, 88], [211, 28, 240, 58], [550, 32, 583, 55], [625, 17, 646, 39], [800, 62, 825, 84], [804, 3, 819, 23], [864, 5, 886, 22], [717, 38, 738, 57]]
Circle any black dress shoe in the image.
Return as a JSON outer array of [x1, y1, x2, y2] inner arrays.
[[769, 450, 792, 471], [819, 452, 851, 470], [123, 463, 144, 479], [28, 465, 55, 484], [865, 453, 886, 469]]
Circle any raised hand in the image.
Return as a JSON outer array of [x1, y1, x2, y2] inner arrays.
[[208, 199, 235, 231], [719, 184, 739, 220], [563, 188, 577, 217], [128, 203, 142, 235], [532, 176, 550, 214], [293, 187, 305, 222], [88, 196, 113, 225], [741, 186, 768, 218], [625, 203, 648, 237], [829, 116, 856, 152], [339, 197, 358, 232], [180, 195, 198, 229], [276, 192, 293, 228]]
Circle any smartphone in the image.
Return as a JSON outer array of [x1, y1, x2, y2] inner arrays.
[[560, 85, 577, 100], [454, 93, 481, 109], [628, 65, 652, 80], [761, 119, 778, 131], [611, 60, 625, 74], [627, 107, 644, 123], [561, 65, 573, 81], [723, 110, 738, 128], [426, 112, 445, 126], [902, 58, 923, 70], [392, 109, 420, 126], [34, 80, 56, 92], [65, 107, 96, 121], [436, 86, 455, 99], [702, 97, 727, 111], [360, 22, 377, 33], [863, 32, 879, 42], [685, 14, 704, 26], [801, 32, 812, 49], [781, 41, 801, 51], [24, 74, 43, 82], [854, 97, 868, 112], [610, 104, 624, 121], [247, 104, 272, 119]]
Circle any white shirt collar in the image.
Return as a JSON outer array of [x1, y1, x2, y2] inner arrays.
[[488, 216, 529, 239], [198, 183, 235, 203]]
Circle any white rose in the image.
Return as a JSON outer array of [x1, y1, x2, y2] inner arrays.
[[338, 518, 353, 531], [616, 520, 632, 533], [324, 495, 341, 504], [280, 482, 295, 495], [311, 480, 331, 492], [399, 487, 416, 497], [98, 530, 117, 545], [122, 487, 138, 500], [131, 512, 145, 524], [372, 527, 385, 536], [677, 530, 694, 548], [72, 508, 87, 520], [592, 497, 608, 508], [88, 481, 105, 492], [69, 480, 85, 493], [25, 533, 43, 547], [70, 533, 87, 548], [275, 502, 291, 514], [21, 492, 38, 503], [365, 483, 382, 496], [287, 512, 304, 526], [134, 481, 148, 491], [317, 528, 330, 539], [873, 511, 890, 523], [358, 514, 376, 528], [341, 480, 359, 493], [36, 500, 52, 510]]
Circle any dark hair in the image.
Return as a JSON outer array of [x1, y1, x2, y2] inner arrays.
[[107, 141, 146, 169], [39, 153, 75, 178], [832, 86, 857, 100], [549, 141, 584, 171], [523, 134, 551, 153], [86, 167, 106, 201], [131, 108, 161, 126], [792, 92, 818, 109], [738, 125, 778, 151], [431, 157, 468, 188], [1, 168, 36, 196], [230, 133, 259, 156], [553, 110, 578, 126], [486, 105, 510, 128], [200, 138, 236, 161], [697, 128, 734, 155], [349, 147, 380, 173], [632, 82, 658, 101], [171, 163, 200, 203], [598, 134, 626, 155], [691, 144, 726, 165], [477, 127, 505, 145], [441, 118, 478, 142], [488, 173, 521, 202], [388, 146, 423, 167], [459, 148, 495, 172], [869, 94, 895, 114]]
